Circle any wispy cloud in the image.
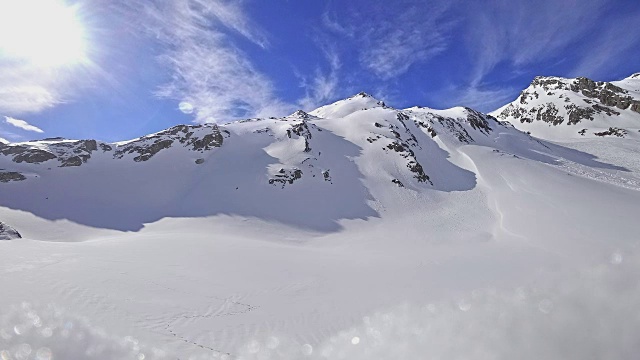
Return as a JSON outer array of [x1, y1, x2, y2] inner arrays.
[[321, 2, 454, 81], [4, 115, 44, 133], [569, 11, 640, 79], [448, 85, 518, 112], [130, 0, 293, 123], [464, 0, 608, 84], [298, 44, 342, 111], [321, 12, 354, 38], [359, 5, 453, 80]]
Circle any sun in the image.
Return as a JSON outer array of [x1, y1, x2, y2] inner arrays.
[[0, 0, 88, 67]]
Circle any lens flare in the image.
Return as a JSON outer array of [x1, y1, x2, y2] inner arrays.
[[0, 0, 88, 67]]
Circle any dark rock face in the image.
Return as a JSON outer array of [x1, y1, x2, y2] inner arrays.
[[594, 127, 627, 137], [0, 171, 26, 183], [53, 140, 99, 167], [269, 168, 303, 188], [286, 121, 314, 153], [114, 124, 223, 162], [465, 108, 492, 134], [115, 139, 173, 162], [0, 144, 57, 164], [566, 104, 595, 125], [535, 103, 563, 125], [0, 139, 102, 167], [0, 221, 21, 240], [290, 110, 310, 120]]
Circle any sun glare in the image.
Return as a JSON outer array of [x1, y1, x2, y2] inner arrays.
[[0, 0, 88, 67]]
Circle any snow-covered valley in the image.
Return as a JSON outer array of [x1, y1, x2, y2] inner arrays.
[[1, 81, 640, 359]]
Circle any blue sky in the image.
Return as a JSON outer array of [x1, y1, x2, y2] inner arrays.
[[0, 0, 639, 142]]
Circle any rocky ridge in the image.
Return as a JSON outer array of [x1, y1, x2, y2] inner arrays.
[[492, 73, 640, 139], [0, 221, 21, 240]]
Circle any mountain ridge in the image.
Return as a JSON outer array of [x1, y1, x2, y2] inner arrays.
[[491, 72, 640, 140]]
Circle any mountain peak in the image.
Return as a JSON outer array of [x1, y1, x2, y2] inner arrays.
[[289, 109, 310, 119], [354, 91, 374, 98], [309, 92, 389, 118]]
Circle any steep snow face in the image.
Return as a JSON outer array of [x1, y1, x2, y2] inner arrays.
[[491, 74, 640, 141]]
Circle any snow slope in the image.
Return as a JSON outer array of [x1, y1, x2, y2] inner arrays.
[[1, 92, 640, 358], [491, 73, 640, 141]]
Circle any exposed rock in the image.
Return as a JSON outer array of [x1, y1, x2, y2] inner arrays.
[[100, 143, 113, 152], [465, 108, 493, 134], [594, 127, 627, 137], [60, 156, 84, 167], [322, 170, 332, 183], [290, 110, 310, 120], [0, 221, 21, 240], [536, 103, 563, 125], [0, 145, 57, 164], [391, 179, 404, 187], [566, 104, 594, 125], [114, 124, 223, 162], [195, 158, 205, 164], [384, 139, 431, 184], [116, 139, 174, 162], [0, 171, 26, 183], [496, 75, 640, 127], [269, 168, 303, 188], [287, 121, 313, 152]]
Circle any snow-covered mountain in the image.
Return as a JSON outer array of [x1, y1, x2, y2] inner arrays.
[[1, 90, 640, 358], [491, 73, 640, 140], [0, 92, 613, 237]]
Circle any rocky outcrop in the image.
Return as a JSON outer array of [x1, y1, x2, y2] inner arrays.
[[594, 127, 627, 138], [286, 121, 316, 153], [269, 168, 303, 188], [0, 221, 21, 240], [0, 171, 26, 183], [0, 139, 103, 167], [0, 144, 57, 164], [114, 124, 223, 162], [494, 74, 640, 130]]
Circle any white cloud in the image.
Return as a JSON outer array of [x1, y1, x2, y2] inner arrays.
[[4, 116, 44, 133], [0, 61, 63, 114], [129, 0, 293, 123], [321, 11, 354, 38]]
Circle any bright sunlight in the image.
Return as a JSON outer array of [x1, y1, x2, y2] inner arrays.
[[0, 0, 87, 67]]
